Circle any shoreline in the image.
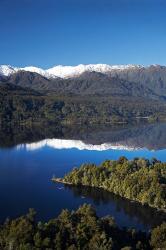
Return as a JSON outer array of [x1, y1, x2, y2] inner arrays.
[[52, 177, 166, 213], [51, 177, 73, 185]]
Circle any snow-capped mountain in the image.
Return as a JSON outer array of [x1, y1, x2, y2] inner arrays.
[[21, 66, 53, 78], [0, 65, 18, 77], [46, 64, 142, 78], [0, 64, 143, 79], [0, 65, 53, 78], [1, 64, 166, 101]]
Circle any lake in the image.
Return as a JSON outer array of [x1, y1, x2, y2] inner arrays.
[[0, 122, 166, 231]]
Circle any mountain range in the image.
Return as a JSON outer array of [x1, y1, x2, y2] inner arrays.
[[0, 64, 166, 101], [0, 64, 166, 125], [0, 64, 144, 78]]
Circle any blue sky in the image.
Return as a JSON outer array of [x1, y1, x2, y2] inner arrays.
[[0, 0, 166, 68]]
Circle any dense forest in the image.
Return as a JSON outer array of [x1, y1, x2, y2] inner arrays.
[[0, 204, 165, 250], [0, 83, 166, 126], [57, 157, 166, 210]]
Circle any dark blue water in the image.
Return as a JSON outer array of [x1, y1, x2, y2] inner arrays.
[[0, 123, 165, 231]]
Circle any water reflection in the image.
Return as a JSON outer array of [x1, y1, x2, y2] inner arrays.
[[0, 122, 166, 151], [65, 185, 166, 229], [0, 122, 165, 230], [17, 138, 138, 151]]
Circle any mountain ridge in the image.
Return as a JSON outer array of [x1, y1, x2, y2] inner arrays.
[[0, 63, 162, 79], [1, 69, 166, 102]]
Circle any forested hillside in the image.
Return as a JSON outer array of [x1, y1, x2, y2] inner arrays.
[[0, 204, 165, 249], [1, 66, 166, 126], [0, 83, 166, 125]]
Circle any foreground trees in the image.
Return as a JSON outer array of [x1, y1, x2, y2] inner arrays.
[[0, 204, 165, 250], [62, 157, 166, 210]]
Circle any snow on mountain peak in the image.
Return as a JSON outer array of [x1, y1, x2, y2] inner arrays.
[[46, 64, 142, 78], [0, 65, 54, 79], [20, 66, 52, 78], [0, 64, 144, 79], [0, 65, 17, 77]]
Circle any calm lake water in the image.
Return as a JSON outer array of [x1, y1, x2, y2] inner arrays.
[[0, 122, 166, 231]]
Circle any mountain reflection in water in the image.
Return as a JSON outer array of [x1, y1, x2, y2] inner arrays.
[[0, 122, 165, 231], [0, 122, 166, 151]]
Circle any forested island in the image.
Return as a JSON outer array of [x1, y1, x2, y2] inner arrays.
[[53, 157, 166, 211], [0, 204, 165, 250]]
